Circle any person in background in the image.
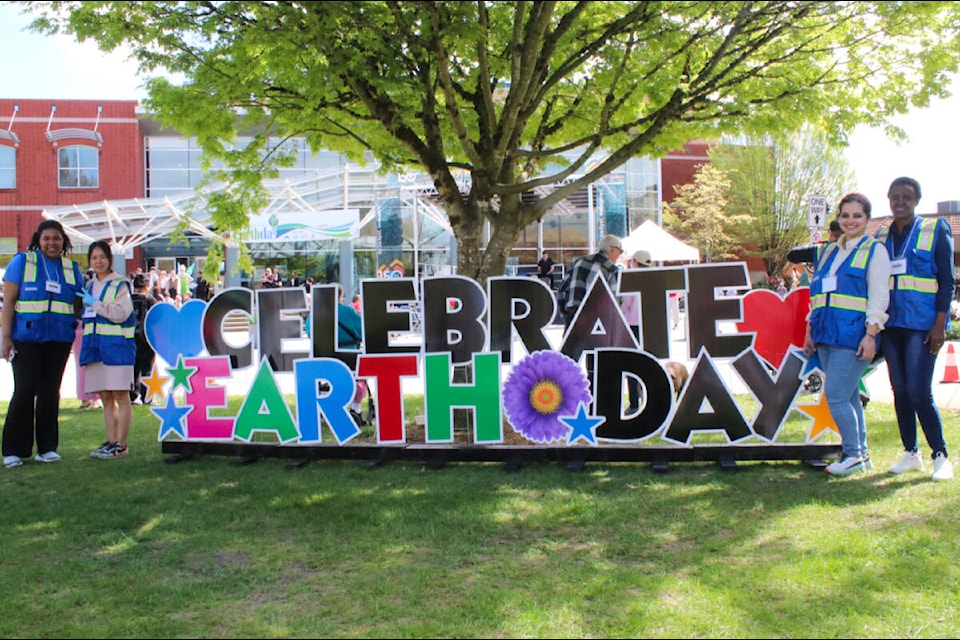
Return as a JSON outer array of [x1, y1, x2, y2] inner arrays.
[[875, 177, 955, 481], [80, 241, 136, 460], [289, 270, 301, 288], [129, 274, 157, 406], [803, 193, 890, 477], [537, 250, 555, 288], [260, 267, 277, 289], [788, 218, 842, 260], [351, 293, 362, 314], [2, 220, 85, 468], [621, 250, 652, 414], [788, 218, 843, 288], [177, 264, 193, 301], [562, 234, 623, 328], [337, 285, 367, 426]]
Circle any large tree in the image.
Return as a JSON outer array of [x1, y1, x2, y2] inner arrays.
[[26, 1, 960, 283], [710, 128, 855, 277]]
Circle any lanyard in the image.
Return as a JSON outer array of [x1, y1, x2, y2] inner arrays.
[[891, 217, 921, 260], [41, 254, 60, 285]]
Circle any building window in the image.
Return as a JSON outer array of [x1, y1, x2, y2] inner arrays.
[[0, 146, 14, 189], [58, 145, 99, 189]]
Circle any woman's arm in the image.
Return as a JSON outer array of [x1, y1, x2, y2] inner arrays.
[[2, 280, 20, 360]]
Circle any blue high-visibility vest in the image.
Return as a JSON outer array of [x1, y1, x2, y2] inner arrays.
[[13, 251, 80, 344], [809, 238, 883, 350], [79, 279, 136, 366]]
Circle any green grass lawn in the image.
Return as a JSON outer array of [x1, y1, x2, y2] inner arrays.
[[1, 397, 958, 638]]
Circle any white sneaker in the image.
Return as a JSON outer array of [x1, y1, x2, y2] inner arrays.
[[826, 456, 865, 477], [34, 451, 62, 463], [932, 453, 954, 481], [888, 451, 924, 474], [3, 455, 23, 468]]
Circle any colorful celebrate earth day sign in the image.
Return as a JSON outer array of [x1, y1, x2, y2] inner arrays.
[[143, 262, 855, 450]]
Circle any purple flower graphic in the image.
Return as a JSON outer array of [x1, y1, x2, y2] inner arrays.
[[503, 350, 591, 443]]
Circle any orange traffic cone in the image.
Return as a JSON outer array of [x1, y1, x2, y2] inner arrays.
[[941, 342, 959, 384]]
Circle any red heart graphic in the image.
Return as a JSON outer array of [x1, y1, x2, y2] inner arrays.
[[736, 287, 810, 368]]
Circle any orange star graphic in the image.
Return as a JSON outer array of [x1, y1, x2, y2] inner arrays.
[[142, 364, 170, 403], [797, 392, 839, 441]]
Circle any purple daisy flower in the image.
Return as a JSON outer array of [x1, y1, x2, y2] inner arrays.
[[503, 350, 591, 443]]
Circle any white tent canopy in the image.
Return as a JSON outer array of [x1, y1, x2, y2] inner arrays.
[[620, 220, 700, 263]]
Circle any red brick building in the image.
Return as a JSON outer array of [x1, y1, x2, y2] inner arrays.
[[0, 98, 143, 256]]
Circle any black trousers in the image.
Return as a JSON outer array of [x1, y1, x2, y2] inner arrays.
[[2, 340, 72, 458], [131, 345, 156, 402]]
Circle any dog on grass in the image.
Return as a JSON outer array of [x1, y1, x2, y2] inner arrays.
[[664, 361, 689, 398]]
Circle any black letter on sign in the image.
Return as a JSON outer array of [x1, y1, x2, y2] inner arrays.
[[663, 348, 752, 444], [203, 288, 254, 370], [422, 276, 487, 366], [685, 263, 752, 359], [593, 349, 673, 441], [732, 347, 805, 442], [488, 277, 555, 364]]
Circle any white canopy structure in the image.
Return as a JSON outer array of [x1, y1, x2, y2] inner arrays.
[[620, 219, 700, 263]]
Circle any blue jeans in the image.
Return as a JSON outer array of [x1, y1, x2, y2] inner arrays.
[[817, 344, 871, 459], [882, 327, 947, 457]]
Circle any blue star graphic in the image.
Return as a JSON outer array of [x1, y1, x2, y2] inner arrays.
[[151, 393, 193, 440], [560, 401, 605, 446]]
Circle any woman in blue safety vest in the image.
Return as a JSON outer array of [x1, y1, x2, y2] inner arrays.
[[804, 193, 891, 477], [79, 241, 136, 460], [875, 177, 956, 481], [2, 220, 85, 469]]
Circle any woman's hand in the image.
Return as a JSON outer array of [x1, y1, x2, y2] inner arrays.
[[857, 334, 877, 361], [1, 337, 14, 361], [803, 324, 816, 356]]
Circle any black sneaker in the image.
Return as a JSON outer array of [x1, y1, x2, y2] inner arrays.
[[349, 409, 366, 426], [90, 441, 112, 458]]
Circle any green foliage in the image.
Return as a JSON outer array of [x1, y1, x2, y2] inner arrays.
[[25, 1, 960, 282], [710, 128, 855, 277], [662, 164, 753, 262]]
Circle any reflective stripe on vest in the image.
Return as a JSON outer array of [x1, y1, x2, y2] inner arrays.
[[15, 252, 77, 317], [83, 322, 135, 339], [809, 240, 872, 313], [877, 218, 940, 294], [22, 252, 76, 285]]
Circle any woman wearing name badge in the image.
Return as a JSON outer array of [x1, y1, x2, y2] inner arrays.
[[875, 177, 956, 481], [1, 220, 85, 468], [803, 193, 890, 477], [79, 241, 137, 460]]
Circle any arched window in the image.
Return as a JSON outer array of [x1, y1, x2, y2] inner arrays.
[[0, 146, 14, 189], [58, 144, 99, 189]]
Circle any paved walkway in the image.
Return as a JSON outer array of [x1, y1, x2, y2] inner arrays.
[[3, 320, 959, 412]]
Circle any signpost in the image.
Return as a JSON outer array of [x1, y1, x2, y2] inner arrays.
[[808, 194, 828, 229]]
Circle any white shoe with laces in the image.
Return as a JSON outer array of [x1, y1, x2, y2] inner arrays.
[[826, 456, 865, 477], [888, 451, 924, 474], [34, 451, 62, 463], [3, 455, 23, 468], [932, 453, 954, 481]]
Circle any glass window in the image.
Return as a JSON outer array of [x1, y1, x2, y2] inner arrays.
[[0, 146, 14, 189], [58, 145, 99, 189]]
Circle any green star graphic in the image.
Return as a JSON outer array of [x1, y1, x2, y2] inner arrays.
[[167, 355, 198, 394]]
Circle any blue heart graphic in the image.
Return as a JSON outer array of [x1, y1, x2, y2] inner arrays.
[[144, 300, 207, 365]]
